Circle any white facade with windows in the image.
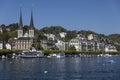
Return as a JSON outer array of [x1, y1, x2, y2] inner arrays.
[[69, 36, 105, 51], [6, 43, 11, 50], [44, 34, 55, 41], [0, 28, 3, 33], [69, 36, 87, 51], [59, 32, 67, 38], [88, 34, 98, 41], [55, 40, 68, 50], [105, 44, 117, 52], [0, 42, 3, 49]]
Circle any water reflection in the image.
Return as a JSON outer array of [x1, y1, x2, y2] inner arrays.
[[0, 55, 120, 80]]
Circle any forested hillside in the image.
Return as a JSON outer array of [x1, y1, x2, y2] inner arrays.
[[107, 34, 120, 43]]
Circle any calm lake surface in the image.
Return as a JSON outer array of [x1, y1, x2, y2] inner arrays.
[[0, 55, 120, 80]]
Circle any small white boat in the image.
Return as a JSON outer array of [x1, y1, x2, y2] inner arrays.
[[2, 55, 6, 59], [56, 53, 65, 58], [104, 54, 112, 57], [48, 54, 57, 57]]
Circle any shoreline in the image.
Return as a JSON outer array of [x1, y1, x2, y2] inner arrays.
[[0, 50, 119, 59]]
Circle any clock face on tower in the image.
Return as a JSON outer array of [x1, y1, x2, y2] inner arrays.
[[30, 31, 33, 33], [18, 30, 23, 38], [29, 30, 34, 37], [20, 31, 22, 33], [18, 30, 22, 34]]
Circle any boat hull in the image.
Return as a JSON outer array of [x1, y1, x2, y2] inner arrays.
[[20, 51, 44, 58]]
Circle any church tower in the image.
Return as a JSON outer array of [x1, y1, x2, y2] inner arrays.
[[29, 11, 35, 38], [18, 9, 23, 38]]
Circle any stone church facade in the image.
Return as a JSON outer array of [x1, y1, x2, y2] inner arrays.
[[14, 10, 35, 50]]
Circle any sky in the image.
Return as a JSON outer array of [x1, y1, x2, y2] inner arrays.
[[0, 0, 120, 35]]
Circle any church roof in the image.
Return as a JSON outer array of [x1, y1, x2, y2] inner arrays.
[[19, 9, 23, 29], [30, 10, 34, 29], [17, 37, 34, 40]]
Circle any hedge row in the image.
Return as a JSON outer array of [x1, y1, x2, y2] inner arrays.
[[0, 49, 120, 55], [43, 50, 120, 55], [0, 49, 19, 55]]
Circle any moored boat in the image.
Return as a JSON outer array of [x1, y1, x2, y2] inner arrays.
[[56, 53, 65, 58], [20, 51, 44, 58]]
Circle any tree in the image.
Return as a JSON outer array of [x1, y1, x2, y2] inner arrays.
[[107, 34, 120, 43], [32, 42, 43, 50], [23, 25, 30, 32], [40, 26, 67, 34], [0, 31, 10, 49], [116, 46, 120, 51], [0, 31, 10, 42], [37, 31, 47, 41], [78, 30, 97, 38], [65, 30, 77, 41], [7, 23, 18, 31], [8, 31, 17, 38], [68, 45, 76, 50]]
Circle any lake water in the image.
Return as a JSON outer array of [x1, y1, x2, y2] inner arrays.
[[0, 55, 120, 80]]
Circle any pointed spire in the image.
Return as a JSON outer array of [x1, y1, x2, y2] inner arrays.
[[30, 10, 34, 29], [19, 8, 23, 29]]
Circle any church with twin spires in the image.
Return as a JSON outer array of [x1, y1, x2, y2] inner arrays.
[[15, 10, 35, 50]]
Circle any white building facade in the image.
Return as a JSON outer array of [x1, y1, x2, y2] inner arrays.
[[55, 40, 68, 50], [69, 36, 105, 51], [0, 42, 3, 49], [59, 32, 67, 38], [69, 36, 87, 51], [6, 43, 11, 50], [44, 34, 55, 41], [105, 44, 117, 52]]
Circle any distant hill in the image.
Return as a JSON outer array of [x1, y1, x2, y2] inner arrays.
[[40, 26, 67, 34], [77, 30, 106, 38], [107, 34, 120, 43], [0, 23, 120, 44], [40, 26, 120, 43]]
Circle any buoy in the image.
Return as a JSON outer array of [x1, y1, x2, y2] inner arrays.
[[44, 71, 48, 74], [10, 61, 12, 64]]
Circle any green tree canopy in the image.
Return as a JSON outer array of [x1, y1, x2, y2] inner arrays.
[[6, 23, 18, 31], [40, 26, 67, 34], [68, 45, 76, 50], [0, 31, 10, 41]]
